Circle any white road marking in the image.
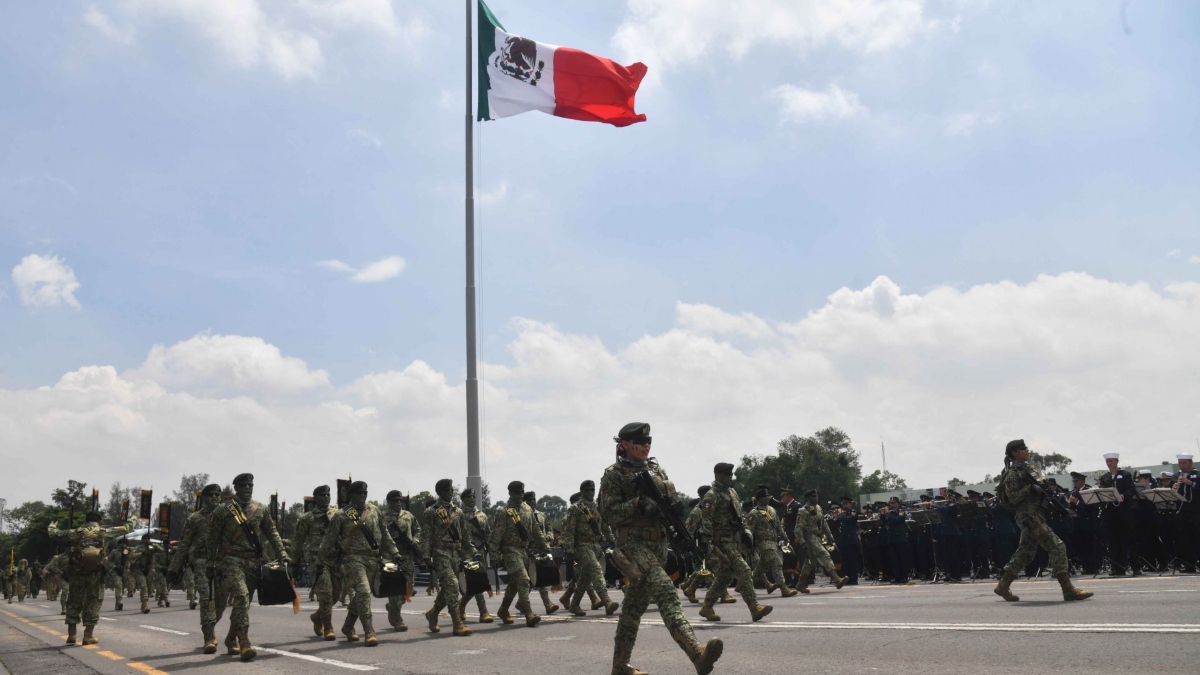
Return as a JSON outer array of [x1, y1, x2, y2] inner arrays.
[[99, 617, 115, 621], [257, 647, 378, 671], [139, 625, 189, 635], [545, 635, 576, 641], [39, 605, 51, 609], [589, 617, 1200, 634], [454, 649, 487, 655]]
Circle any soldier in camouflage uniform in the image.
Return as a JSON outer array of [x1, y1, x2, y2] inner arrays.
[[746, 486, 797, 597], [698, 463, 771, 622], [562, 479, 620, 616], [319, 481, 400, 646], [385, 490, 423, 631], [41, 556, 63, 601], [457, 489, 493, 624], [206, 472, 290, 661], [1, 564, 11, 602], [152, 544, 170, 607], [792, 489, 846, 593], [421, 478, 476, 636], [104, 545, 125, 610], [489, 481, 550, 627], [524, 491, 560, 615], [14, 559, 32, 601], [126, 536, 161, 613], [601, 422, 722, 675], [993, 439, 1094, 602], [49, 510, 138, 646], [167, 484, 221, 653], [293, 485, 339, 640], [44, 553, 70, 614]]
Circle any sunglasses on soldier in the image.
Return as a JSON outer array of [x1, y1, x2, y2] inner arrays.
[[631, 438, 652, 446]]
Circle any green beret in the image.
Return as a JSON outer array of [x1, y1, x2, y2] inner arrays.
[[461, 489, 475, 501], [387, 490, 402, 501], [507, 481, 525, 494], [580, 480, 595, 491], [435, 479, 454, 493], [524, 491, 536, 504], [200, 484, 222, 497], [349, 481, 368, 495], [618, 422, 651, 441], [714, 462, 735, 474], [313, 485, 331, 496], [233, 473, 254, 486], [1005, 439, 1027, 455], [697, 485, 711, 496]]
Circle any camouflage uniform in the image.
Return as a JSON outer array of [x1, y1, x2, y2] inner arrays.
[[385, 501, 423, 630], [746, 501, 794, 595], [104, 546, 125, 609], [293, 499, 340, 639], [421, 486, 476, 635], [489, 491, 550, 625], [48, 514, 138, 645], [183, 566, 196, 609], [14, 559, 31, 601], [699, 482, 765, 619], [527, 498, 560, 614], [41, 557, 63, 601], [458, 499, 492, 623], [206, 481, 288, 661], [125, 542, 160, 612], [679, 502, 719, 602], [600, 429, 721, 675], [562, 491, 619, 615], [320, 497, 399, 645], [151, 545, 170, 606], [167, 490, 219, 653], [792, 501, 844, 590]]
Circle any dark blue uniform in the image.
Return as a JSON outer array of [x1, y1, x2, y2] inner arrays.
[[835, 509, 862, 585], [1068, 484, 1103, 574], [1176, 468, 1200, 573], [1099, 469, 1139, 574], [989, 502, 1018, 570]]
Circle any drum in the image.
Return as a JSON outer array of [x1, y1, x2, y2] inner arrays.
[[527, 557, 560, 588], [664, 547, 681, 582], [257, 562, 296, 606], [604, 548, 625, 584], [372, 561, 407, 598], [457, 568, 491, 597]]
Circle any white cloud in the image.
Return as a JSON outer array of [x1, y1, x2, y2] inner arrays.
[[87, 0, 425, 80], [128, 333, 330, 394], [772, 83, 868, 123], [477, 181, 508, 206], [1189, 255, 1200, 265], [3, 272, 1198, 508], [83, 5, 134, 45], [318, 255, 406, 283], [12, 254, 81, 309], [614, 0, 937, 72], [1167, 249, 1182, 258], [943, 111, 1000, 136], [348, 128, 382, 148]]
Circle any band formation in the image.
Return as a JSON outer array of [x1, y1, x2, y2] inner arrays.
[[5, 427, 1198, 675]]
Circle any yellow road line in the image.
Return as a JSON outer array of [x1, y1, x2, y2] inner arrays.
[[127, 661, 170, 675], [97, 650, 124, 660]]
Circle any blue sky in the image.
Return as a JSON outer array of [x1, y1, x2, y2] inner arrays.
[[1, 1, 1198, 506]]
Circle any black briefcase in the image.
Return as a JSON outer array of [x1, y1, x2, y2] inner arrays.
[[457, 568, 491, 596], [604, 549, 624, 583], [373, 561, 407, 598], [257, 562, 295, 606]]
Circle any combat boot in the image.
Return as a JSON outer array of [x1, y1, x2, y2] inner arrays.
[[474, 595, 493, 623], [66, 624, 77, 645], [599, 589, 620, 616], [202, 623, 217, 654], [611, 633, 647, 675], [719, 592, 736, 604], [189, 600, 197, 610], [451, 607, 472, 637], [698, 602, 721, 621], [114, 597, 122, 611], [322, 613, 337, 640], [388, 605, 400, 630], [993, 571, 1019, 602], [1057, 573, 1094, 601], [671, 628, 724, 675], [780, 585, 798, 598], [238, 628, 256, 662], [540, 588, 559, 615], [833, 573, 847, 589], [519, 600, 541, 627], [795, 580, 810, 594], [310, 610, 323, 637], [425, 606, 441, 632], [157, 598, 164, 607], [82, 625, 98, 646], [496, 594, 515, 625], [457, 596, 471, 623], [558, 587, 572, 609], [140, 598, 149, 614], [682, 577, 699, 603], [224, 625, 240, 655], [589, 590, 603, 610], [569, 588, 587, 616], [394, 613, 408, 631], [765, 581, 777, 595], [361, 615, 378, 646], [750, 604, 773, 622], [342, 612, 360, 641]]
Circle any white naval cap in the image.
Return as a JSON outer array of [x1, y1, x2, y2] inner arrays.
[[1103, 452, 1120, 460], [1177, 453, 1193, 461], [1161, 471, 1173, 477], [1138, 470, 1152, 477]]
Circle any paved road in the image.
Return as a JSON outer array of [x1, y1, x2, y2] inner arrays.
[[2, 574, 1198, 675]]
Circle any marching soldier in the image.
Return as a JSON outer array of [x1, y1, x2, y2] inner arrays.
[[792, 489, 847, 593], [49, 510, 139, 646], [167, 483, 221, 653], [292, 485, 339, 640], [562, 479, 620, 615], [681, 486, 730, 604], [457, 488, 493, 624], [422, 478, 476, 636], [489, 481, 550, 627], [698, 463, 771, 622], [126, 536, 160, 614], [206, 472, 290, 661], [746, 486, 796, 596], [524, 491, 560, 615], [385, 491, 423, 631], [992, 439, 1093, 602], [14, 559, 31, 602], [601, 422, 721, 675], [319, 481, 400, 646]]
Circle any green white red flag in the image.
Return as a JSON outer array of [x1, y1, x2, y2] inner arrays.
[[476, 0, 647, 127]]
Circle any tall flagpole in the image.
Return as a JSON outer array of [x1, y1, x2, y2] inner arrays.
[[465, 0, 482, 504]]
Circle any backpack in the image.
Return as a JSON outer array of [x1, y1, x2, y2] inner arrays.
[[994, 469, 1015, 511]]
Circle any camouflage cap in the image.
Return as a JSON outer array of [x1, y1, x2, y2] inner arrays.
[[617, 422, 651, 441]]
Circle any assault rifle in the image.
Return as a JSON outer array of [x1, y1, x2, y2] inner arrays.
[[1017, 465, 1075, 520], [389, 522, 427, 567], [633, 471, 701, 575]]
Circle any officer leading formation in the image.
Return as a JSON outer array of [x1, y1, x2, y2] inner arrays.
[[26, 430, 1200, 674]]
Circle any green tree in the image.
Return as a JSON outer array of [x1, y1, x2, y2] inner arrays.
[[859, 470, 908, 494], [947, 477, 966, 489], [4, 501, 49, 533], [733, 427, 863, 505], [535, 495, 568, 526], [172, 473, 211, 513], [1030, 452, 1072, 475]]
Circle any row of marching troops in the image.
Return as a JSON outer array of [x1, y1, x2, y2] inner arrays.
[[819, 451, 1200, 584]]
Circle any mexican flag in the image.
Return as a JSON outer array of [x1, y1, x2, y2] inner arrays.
[[477, 0, 647, 127]]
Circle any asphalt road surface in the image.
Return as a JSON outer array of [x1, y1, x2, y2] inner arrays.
[[3, 574, 1198, 675]]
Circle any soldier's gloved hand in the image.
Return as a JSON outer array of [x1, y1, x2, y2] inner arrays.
[[280, 553, 292, 564], [637, 498, 660, 517]]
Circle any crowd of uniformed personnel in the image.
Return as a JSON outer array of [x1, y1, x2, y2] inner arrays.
[[13, 429, 1199, 675]]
